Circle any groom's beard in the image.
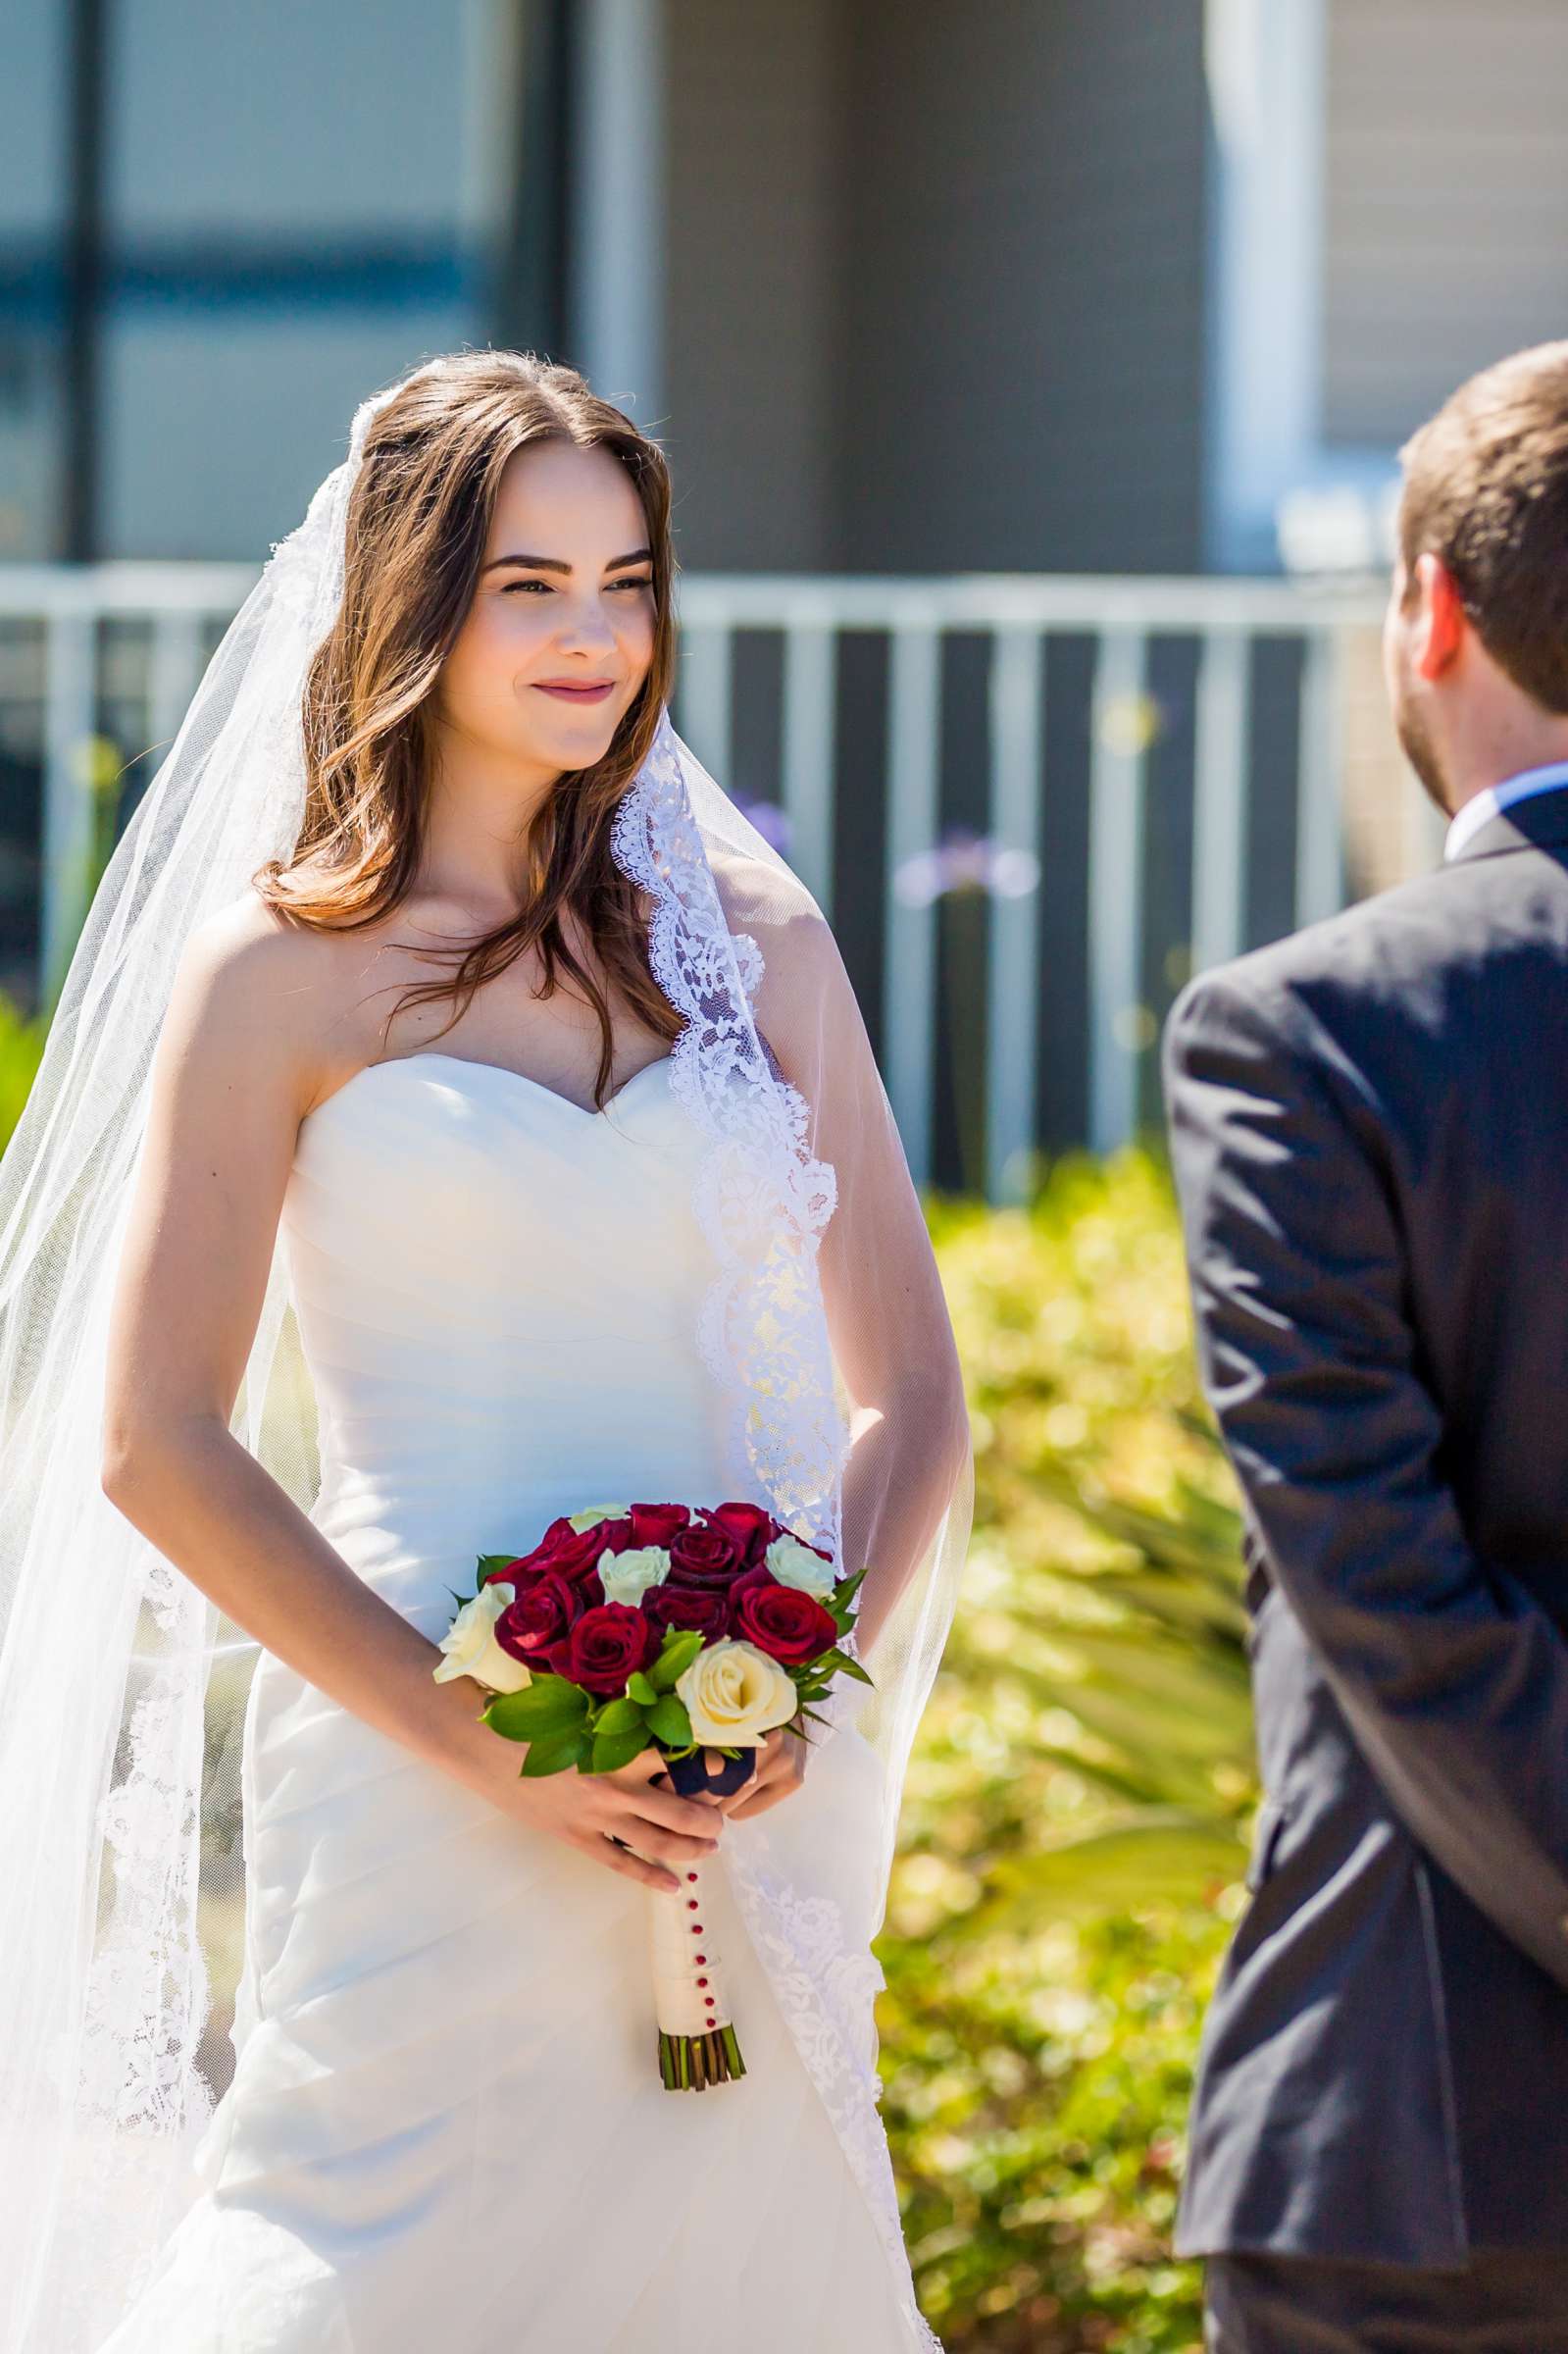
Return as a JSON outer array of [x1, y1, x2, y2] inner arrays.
[[1394, 695, 1453, 817]]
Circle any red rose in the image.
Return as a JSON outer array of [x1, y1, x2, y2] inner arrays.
[[645, 1581, 731, 1644], [493, 1568, 583, 1665], [629, 1502, 691, 1548], [700, 1501, 776, 1569], [551, 1602, 661, 1696], [667, 1521, 744, 1586], [526, 1514, 632, 1586], [730, 1571, 838, 1666]]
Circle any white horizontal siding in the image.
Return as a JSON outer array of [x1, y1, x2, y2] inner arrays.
[[1324, 0, 1568, 446]]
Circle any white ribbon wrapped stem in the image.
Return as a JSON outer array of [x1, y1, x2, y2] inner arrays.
[[647, 1858, 745, 2090]]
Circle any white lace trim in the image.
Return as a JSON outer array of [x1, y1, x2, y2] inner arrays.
[[609, 713, 849, 1556]]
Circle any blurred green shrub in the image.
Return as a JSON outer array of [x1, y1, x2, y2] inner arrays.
[[879, 1151, 1257, 2351], [0, 990, 47, 1151]]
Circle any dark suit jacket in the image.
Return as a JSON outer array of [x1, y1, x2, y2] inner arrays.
[[1162, 780, 1568, 2269]]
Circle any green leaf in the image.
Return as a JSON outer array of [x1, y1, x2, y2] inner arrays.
[[820, 1647, 875, 1687], [590, 1723, 651, 1774], [649, 1629, 703, 1691], [518, 1730, 589, 1777], [482, 1674, 588, 1741], [645, 1693, 692, 1746], [475, 1553, 522, 1583], [593, 1695, 646, 1736], [627, 1670, 660, 1706], [480, 1695, 531, 1743]]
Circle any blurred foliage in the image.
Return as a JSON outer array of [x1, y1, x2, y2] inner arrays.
[[877, 1151, 1257, 2352], [0, 989, 47, 1149]]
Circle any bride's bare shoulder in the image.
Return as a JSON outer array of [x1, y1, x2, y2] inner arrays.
[[180, 884, 335, 996], [167, 885, 347, 1080], [705, 847, 849, 1012], [706, 844, 830, 946]]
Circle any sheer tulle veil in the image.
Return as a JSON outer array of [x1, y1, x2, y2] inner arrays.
[[0, 357, 974, 2350]]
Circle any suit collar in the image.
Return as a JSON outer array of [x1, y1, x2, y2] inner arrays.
[[1446, 779, 1568, 865]]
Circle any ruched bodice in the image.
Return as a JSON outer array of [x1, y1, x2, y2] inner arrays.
[[287, 1052, 728, 1480], [93, 1048, 930, 2354], [278, 1050, 748, 1642]]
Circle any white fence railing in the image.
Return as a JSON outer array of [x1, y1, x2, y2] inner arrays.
[[0, 563, 1389, 1198]]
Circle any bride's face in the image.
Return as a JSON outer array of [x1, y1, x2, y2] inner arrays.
[[435, 437, 657, 775]]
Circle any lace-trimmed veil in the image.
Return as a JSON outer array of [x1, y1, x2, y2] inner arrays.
[[0, 362, 974, 2351]]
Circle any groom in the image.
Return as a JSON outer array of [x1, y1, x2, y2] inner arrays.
[[1162, 338, 1568, 2349]]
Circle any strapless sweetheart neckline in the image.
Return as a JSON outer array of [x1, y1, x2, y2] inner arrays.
[[302, 1047, 676, 1130]]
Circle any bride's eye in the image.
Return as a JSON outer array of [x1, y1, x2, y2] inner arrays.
[[499, 578, 652, 594]]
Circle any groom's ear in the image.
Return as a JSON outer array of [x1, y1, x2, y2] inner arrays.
[[1411, 551, 1468, 682]]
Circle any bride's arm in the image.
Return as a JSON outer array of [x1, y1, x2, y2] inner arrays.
[[99, 895, 724, 1891], [101, 897, 506, 1777], [747, 896, 972, 1663]]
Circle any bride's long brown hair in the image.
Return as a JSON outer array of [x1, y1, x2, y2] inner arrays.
[[252, 350, 682, 1107]]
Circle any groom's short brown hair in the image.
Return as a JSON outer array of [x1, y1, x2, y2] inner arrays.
[[1398, 339, 1568, 714]]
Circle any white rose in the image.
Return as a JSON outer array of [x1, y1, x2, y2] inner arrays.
[[764, 1532, 837, 1600], [568, 1503, 628, 1532], [431, 1582, 532, 1692], [676, 1639, 799, 1748], [597, 1544, 671, 1607]]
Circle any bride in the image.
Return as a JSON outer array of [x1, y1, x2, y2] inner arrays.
[[0, 351, 973, 2352]]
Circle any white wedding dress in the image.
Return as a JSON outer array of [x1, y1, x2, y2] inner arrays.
[[94, 1049, 935, 2353]]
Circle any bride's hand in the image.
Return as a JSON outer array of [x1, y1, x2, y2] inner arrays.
[[708, 1724, 809, 1821], [488, 1738, 727, 1895]]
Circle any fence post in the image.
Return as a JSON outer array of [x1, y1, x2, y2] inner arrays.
[[1295, 626, 1347, 927], [781, 618, 836, 916], [985, 625, 1044, 1203], [1191, 628, 1251, 972], [883, 619, 941, 1189], [675, 622, 733, 786], [1087, 630, 1149, 1154]]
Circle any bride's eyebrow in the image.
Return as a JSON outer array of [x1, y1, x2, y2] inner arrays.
[[481, 548, 653, 575]]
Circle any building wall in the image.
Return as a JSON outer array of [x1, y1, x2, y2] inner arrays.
[[9, 0, 1217, 575], [101, 0, 516, 559], [661, 0, 1210, 577], [661, 0, 845, 572], [2, 0, 555, 562], [0, 4, 70, 556], [1324, 0, 1568, 450], [836, 0, 1209, 574]]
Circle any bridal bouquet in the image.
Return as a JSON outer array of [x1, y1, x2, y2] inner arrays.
[[431, 1498, 871, 2090]]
